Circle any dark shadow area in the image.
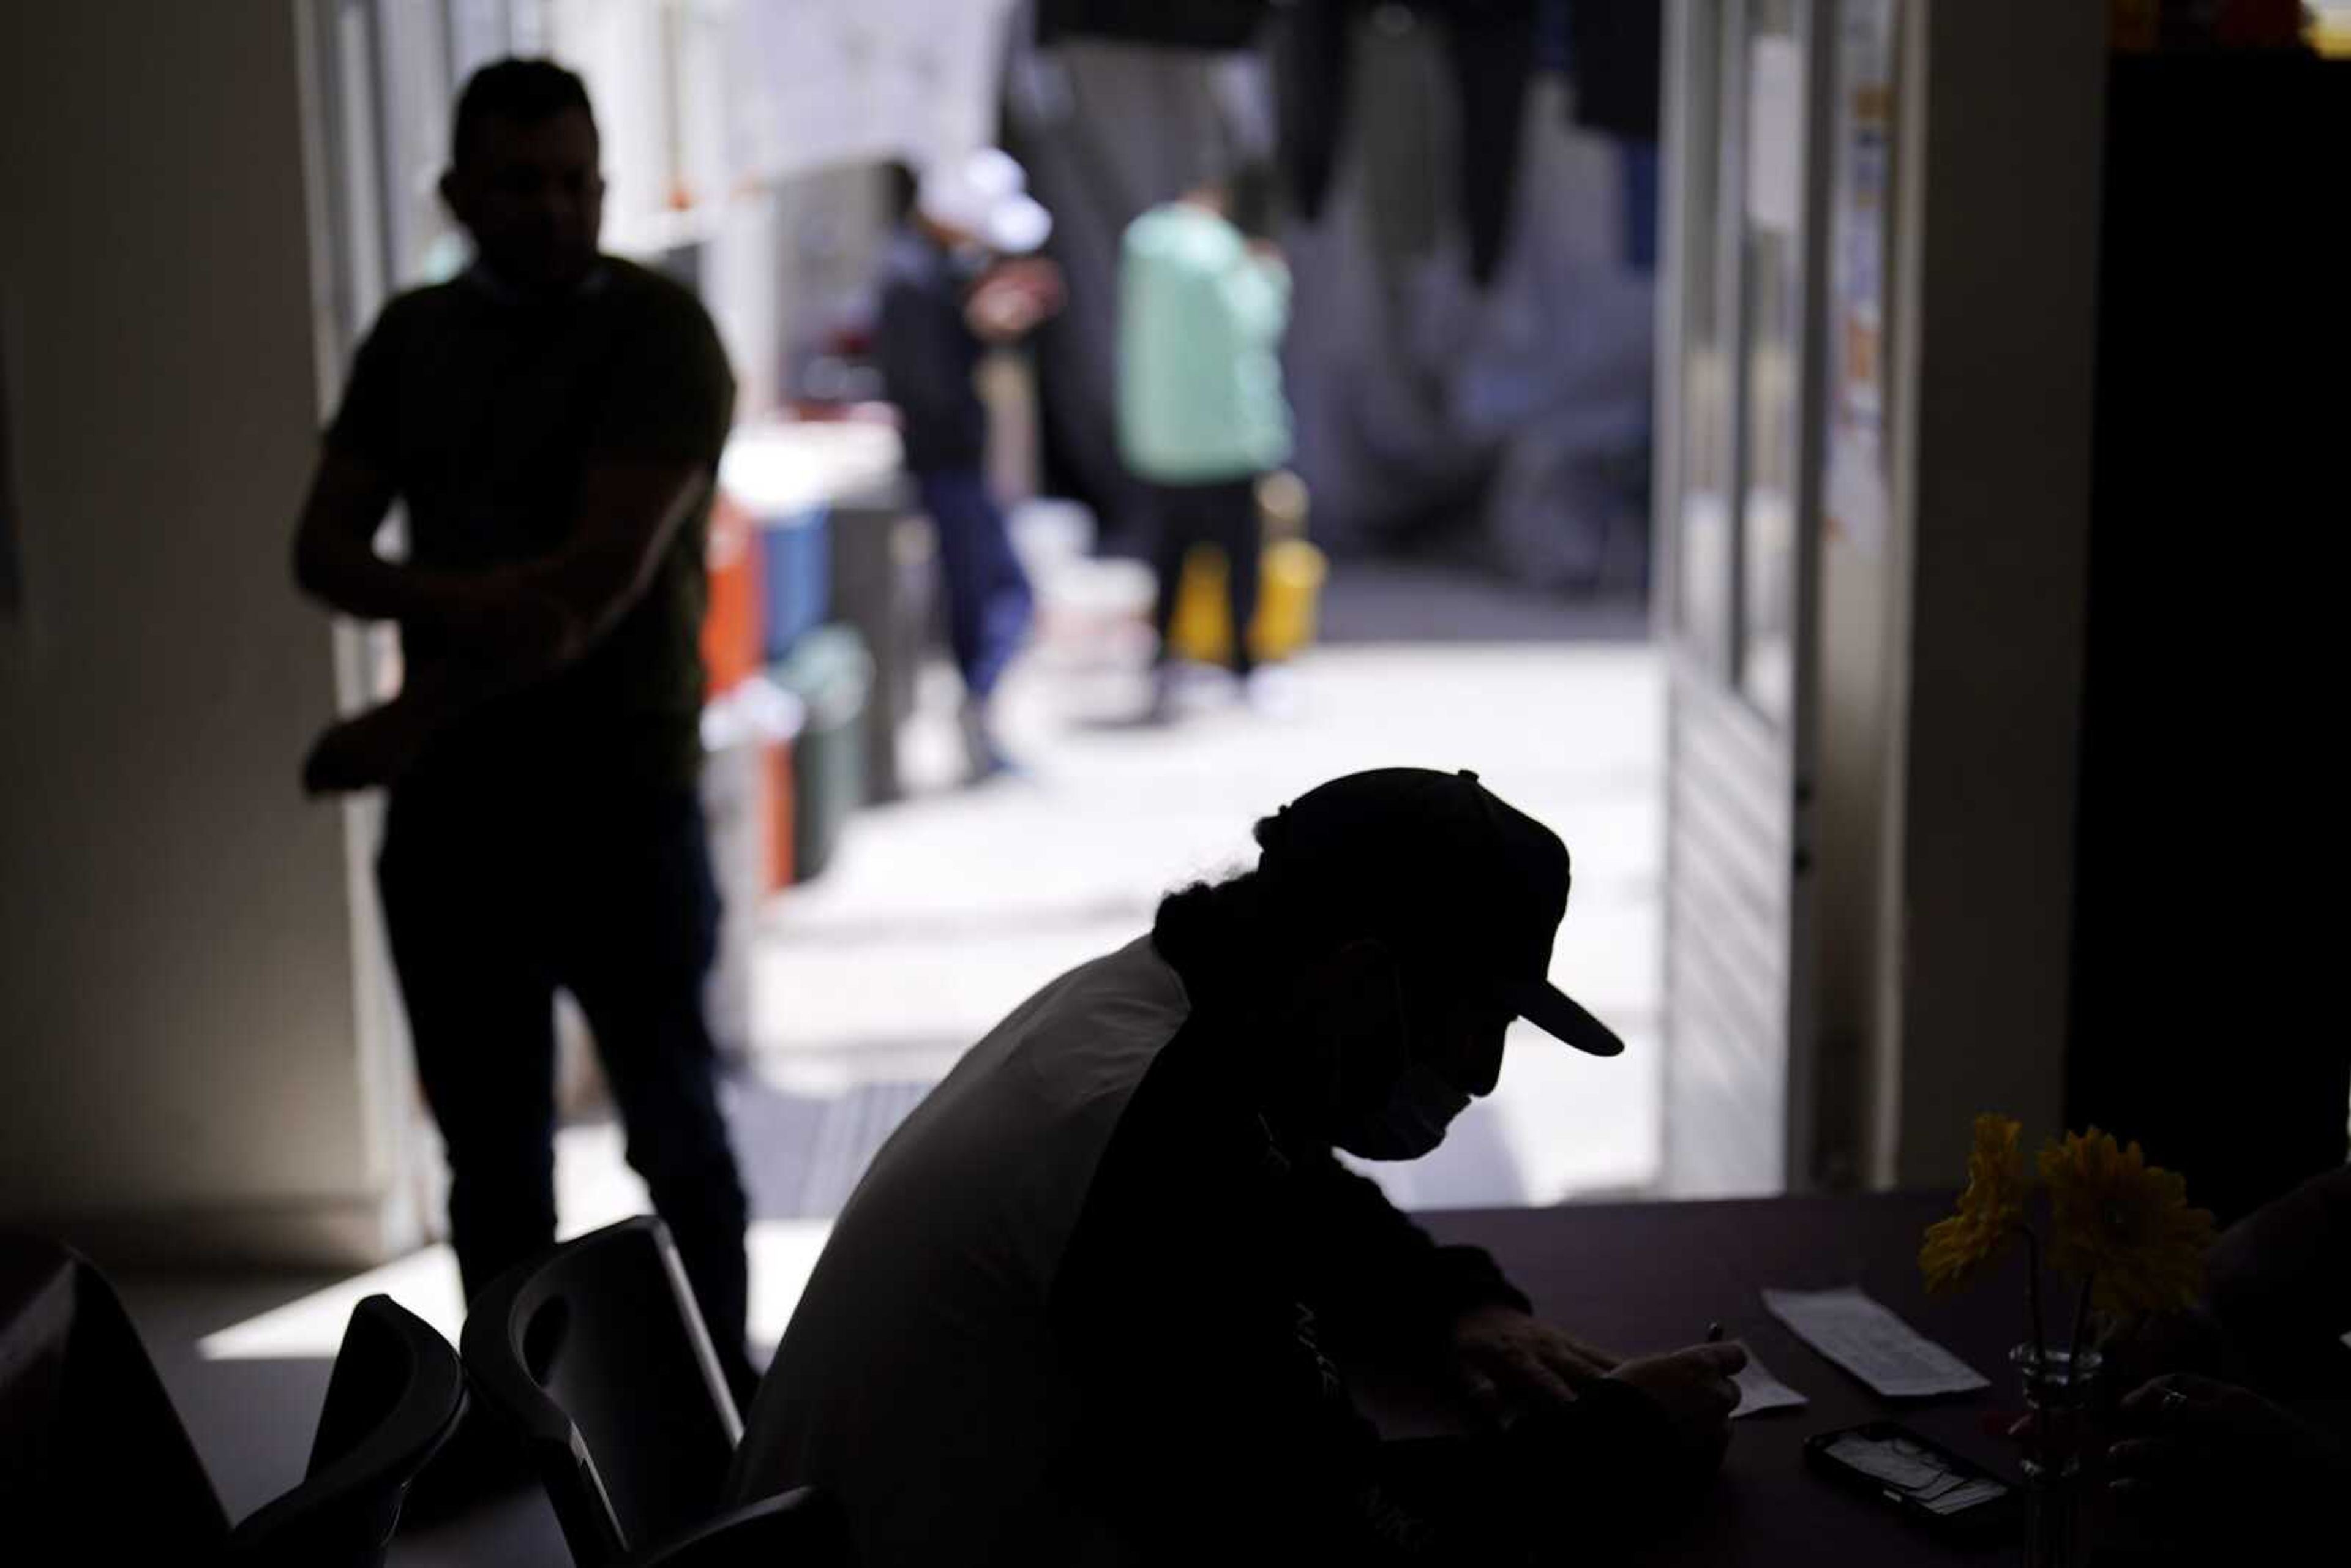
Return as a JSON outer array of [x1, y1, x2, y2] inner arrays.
[[1315, 558, 1651, 646], [2064, 53, 2351, 1228]]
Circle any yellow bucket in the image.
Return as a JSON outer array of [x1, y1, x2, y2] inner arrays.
[[1169, 536, 1329, 666]]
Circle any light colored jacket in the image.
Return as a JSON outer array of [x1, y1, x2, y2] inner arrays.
[[1116, 202, 1292, 484]]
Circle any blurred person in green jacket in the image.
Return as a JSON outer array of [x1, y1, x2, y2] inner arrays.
[[1118, 167, 1292, 718]]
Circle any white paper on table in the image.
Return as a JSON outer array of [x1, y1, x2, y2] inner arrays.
[[1728, 1343, 1809, 1419], [1761, 1286, 1989, 1398]]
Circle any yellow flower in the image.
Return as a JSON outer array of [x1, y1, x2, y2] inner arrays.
[[2038, 1128, 2216, 1315], [1919, 1114, 2030, 1292]]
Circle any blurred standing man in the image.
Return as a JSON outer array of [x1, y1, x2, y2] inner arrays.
[[1118, 167, 1294, 718], [877, 149, 1062, 779], [291, 59, 756, 1403]]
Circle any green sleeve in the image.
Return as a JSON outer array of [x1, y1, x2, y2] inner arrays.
[[1226, 252, 1291, 345]]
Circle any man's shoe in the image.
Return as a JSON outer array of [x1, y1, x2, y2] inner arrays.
[[959, 698, 1021, 781], [1241, 664, 1298, 719]]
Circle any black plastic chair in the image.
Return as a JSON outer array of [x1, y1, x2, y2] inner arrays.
[[463, 1217, 825, 1567], [0, 1233, 231, 1559], [631, 1486, 853, 1567], [223, 1294, 467, 1566]]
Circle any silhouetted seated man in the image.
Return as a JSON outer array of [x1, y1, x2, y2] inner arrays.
[[2200, 1160, 2351, 1403], [2099, 1164, 2351, 1559], [2103, 1371, 2350, 1559], [730, 768, 1744, 1563]]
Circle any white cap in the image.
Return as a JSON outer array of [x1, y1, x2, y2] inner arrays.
[[917, 148, 1052, 255]]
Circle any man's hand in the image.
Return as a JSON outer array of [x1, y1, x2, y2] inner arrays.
[[429, 572, 585, 680], [964, 257, 1065, 343], [302, 696, 437, 795], [1606, 1343, 1747, 1466], [2109, 1373, 2350, 1531], [1447, 1304, 1623, 1424]]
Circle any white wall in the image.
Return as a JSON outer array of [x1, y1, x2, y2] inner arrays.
[[1812, 475, 1897, 1187], [1861, 0, 2106, 1185], [0, 2, 416, 1264]]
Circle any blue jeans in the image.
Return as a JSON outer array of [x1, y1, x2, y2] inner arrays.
[[918, 468, 1033, 702], [378, 779, 754, 1398]]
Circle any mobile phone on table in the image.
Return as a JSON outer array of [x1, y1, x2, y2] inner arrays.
[[1804, 1420, 2020, 1537]]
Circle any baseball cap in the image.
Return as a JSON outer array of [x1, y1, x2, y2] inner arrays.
[[1253, 767, 1626, 1057], [917, 148, 1052, 255]]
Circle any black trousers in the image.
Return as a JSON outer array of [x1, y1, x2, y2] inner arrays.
[[378, 776, 754, 1398], [1149, 477, 1263, 678]]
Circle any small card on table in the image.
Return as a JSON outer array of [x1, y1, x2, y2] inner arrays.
[[1728, 1345, 1809, 1418]]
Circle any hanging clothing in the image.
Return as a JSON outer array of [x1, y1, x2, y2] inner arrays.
[[1273, 0, 1538, 288], [1272, 0, 1659, 287], [1036, 0, 1273, 49], [1564, 0, 1664, 141]]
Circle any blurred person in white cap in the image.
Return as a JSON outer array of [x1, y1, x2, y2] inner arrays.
[[877, 148, 1063, 780]]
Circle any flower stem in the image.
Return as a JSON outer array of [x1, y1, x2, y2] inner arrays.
[[2068, 1274, 2096, 1392], [2022, 1226, 2050, 1370]]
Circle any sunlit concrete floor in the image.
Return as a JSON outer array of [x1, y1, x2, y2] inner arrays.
[[749, 617, 1665, 1216], [114, 560, 1663, 1564]]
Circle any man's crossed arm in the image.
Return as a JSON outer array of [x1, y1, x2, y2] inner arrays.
[[291, 445, 708, 793]]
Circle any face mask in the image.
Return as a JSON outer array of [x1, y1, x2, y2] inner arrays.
[[1334, 1062, 1472, 1161], [948, 241, 993, 281]]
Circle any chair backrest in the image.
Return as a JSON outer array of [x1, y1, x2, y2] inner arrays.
[[630, 1486, 857, 1568], [223, 1294, 467, 1567], [0, 1232, 230, 1558], [460, 1218, 741, 1568]]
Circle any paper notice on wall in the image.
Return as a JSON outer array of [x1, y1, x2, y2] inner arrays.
[[1763, 1286, 1989, 1398], [1823, 0, 1897, 560], [732, 0, 1021, 179], [1746, 36, 1804, 234]]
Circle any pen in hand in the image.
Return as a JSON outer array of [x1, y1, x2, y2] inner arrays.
[[1706, 1322, 1747, 1416]]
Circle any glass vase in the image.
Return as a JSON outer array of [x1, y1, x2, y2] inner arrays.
[[2011, 1343, 2103, 1568]]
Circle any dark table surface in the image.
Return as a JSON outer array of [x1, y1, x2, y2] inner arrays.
[[1416, 1191, 2035, 1565]]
